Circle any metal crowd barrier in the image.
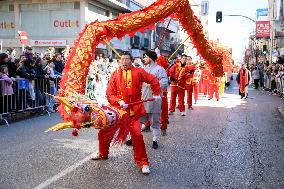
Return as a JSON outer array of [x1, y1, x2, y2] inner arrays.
[[0, 77, 60, 126]]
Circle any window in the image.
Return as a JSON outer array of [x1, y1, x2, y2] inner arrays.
[[9, 5, 14, 12], [0, 5, 9, 12], [21, 2, 75, 12], [117, 0, 130, 6], [39, 3, 60, 10], [74, 2, 80, 10], [144, 38, 149, 48], [112, 12, 119, 19], [20, 4, 39, 11], [131, 35, 140, 48], [134, 36, 140, 46], [88, 3, 109, 16]]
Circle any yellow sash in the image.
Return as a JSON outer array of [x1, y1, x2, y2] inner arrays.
[[122, 69, 134, 116], [123, 70, 132, 88]]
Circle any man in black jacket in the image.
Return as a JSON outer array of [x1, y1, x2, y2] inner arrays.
[[53, 53, 64, 74]]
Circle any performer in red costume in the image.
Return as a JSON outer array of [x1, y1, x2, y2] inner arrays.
[[155, 48, 169, 136], [185, 56, 195, 109], [236, 63, 251, 99], [169, 54, 190, 116], [193, 63, 202, 104], [208, 73, 220, 101], [91, 52, 161, 175], [201, 65, 210, 96]]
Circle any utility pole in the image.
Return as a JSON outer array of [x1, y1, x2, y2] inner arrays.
[[269, 0, 275, 65]]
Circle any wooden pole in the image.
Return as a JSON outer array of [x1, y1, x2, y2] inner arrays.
[[103, 39, 121, 58], [168, 36, 190, 61]]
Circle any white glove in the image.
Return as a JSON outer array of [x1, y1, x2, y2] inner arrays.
[[153, 95, 161, 101], [119, 100, 128, 109]]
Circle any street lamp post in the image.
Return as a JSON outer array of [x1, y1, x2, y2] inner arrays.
[[224, 14, 256, 23]]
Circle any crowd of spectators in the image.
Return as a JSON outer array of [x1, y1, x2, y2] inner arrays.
[[250, 56, 284, 98], [86, 54, 119, 105], [0, 47, 123, 116], [0, 46, 65, 114]]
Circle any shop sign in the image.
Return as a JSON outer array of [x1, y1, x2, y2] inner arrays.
[[256, 21, 270, 38], [31, 39, 67, 46]]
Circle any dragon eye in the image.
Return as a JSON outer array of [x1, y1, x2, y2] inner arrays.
[[84, 105, 90, 112]]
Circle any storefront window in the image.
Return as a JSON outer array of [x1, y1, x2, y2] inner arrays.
[[20, 3, 80, 38], [21, 2, 75, 11], [0, 5, 9, 12]]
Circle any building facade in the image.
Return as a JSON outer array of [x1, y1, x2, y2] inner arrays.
[[0, 0, 131, 56], [0, 0, 183, 58], [269, 0, 284, 61]]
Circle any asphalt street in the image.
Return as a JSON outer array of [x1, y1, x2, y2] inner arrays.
[[0, 76, 284, 189]]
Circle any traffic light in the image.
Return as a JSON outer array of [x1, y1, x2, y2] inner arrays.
[[216, 11, 222, 23]]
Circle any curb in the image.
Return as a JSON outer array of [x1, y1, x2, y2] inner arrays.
[[277, 106, 284, 118]]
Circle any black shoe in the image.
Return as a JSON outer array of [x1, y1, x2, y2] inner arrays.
[[161, 129, 167, 136], [152, 141, 158, 149], [126, 139, 132, 146]]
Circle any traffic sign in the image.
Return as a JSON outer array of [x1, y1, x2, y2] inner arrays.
[[18, 31, 28, 45]]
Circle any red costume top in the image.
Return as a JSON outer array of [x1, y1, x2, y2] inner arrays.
[[193, 67, 202, 83], [169, 63, 190, 89], [106, 66, 161, 119], [201, 68, 210, 83], [209, 73, 220, 86], [156, 56, 169, 71], [186, 65, 196, 85], [156, 55, 170, 79], [238, 68, 249, 93]]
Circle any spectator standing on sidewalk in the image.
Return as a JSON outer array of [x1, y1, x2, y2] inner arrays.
[[52, 53, 64, 74], [44, 61, 61, 112], [0, 53, 9, 67], [252, 66, 260, 89], [0, 65, 14, 95], [237, 63, 251, 99], [0, 65, 15, 113]]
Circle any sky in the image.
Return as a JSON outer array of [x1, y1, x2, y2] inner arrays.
[[136, 0, 268, 63], [208, 0, 268, 63]]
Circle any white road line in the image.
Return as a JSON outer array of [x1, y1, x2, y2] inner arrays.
[[33, 152, 96, 189]]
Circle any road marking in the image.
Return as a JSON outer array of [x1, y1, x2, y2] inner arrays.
[[33, 152, 97, 189]]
